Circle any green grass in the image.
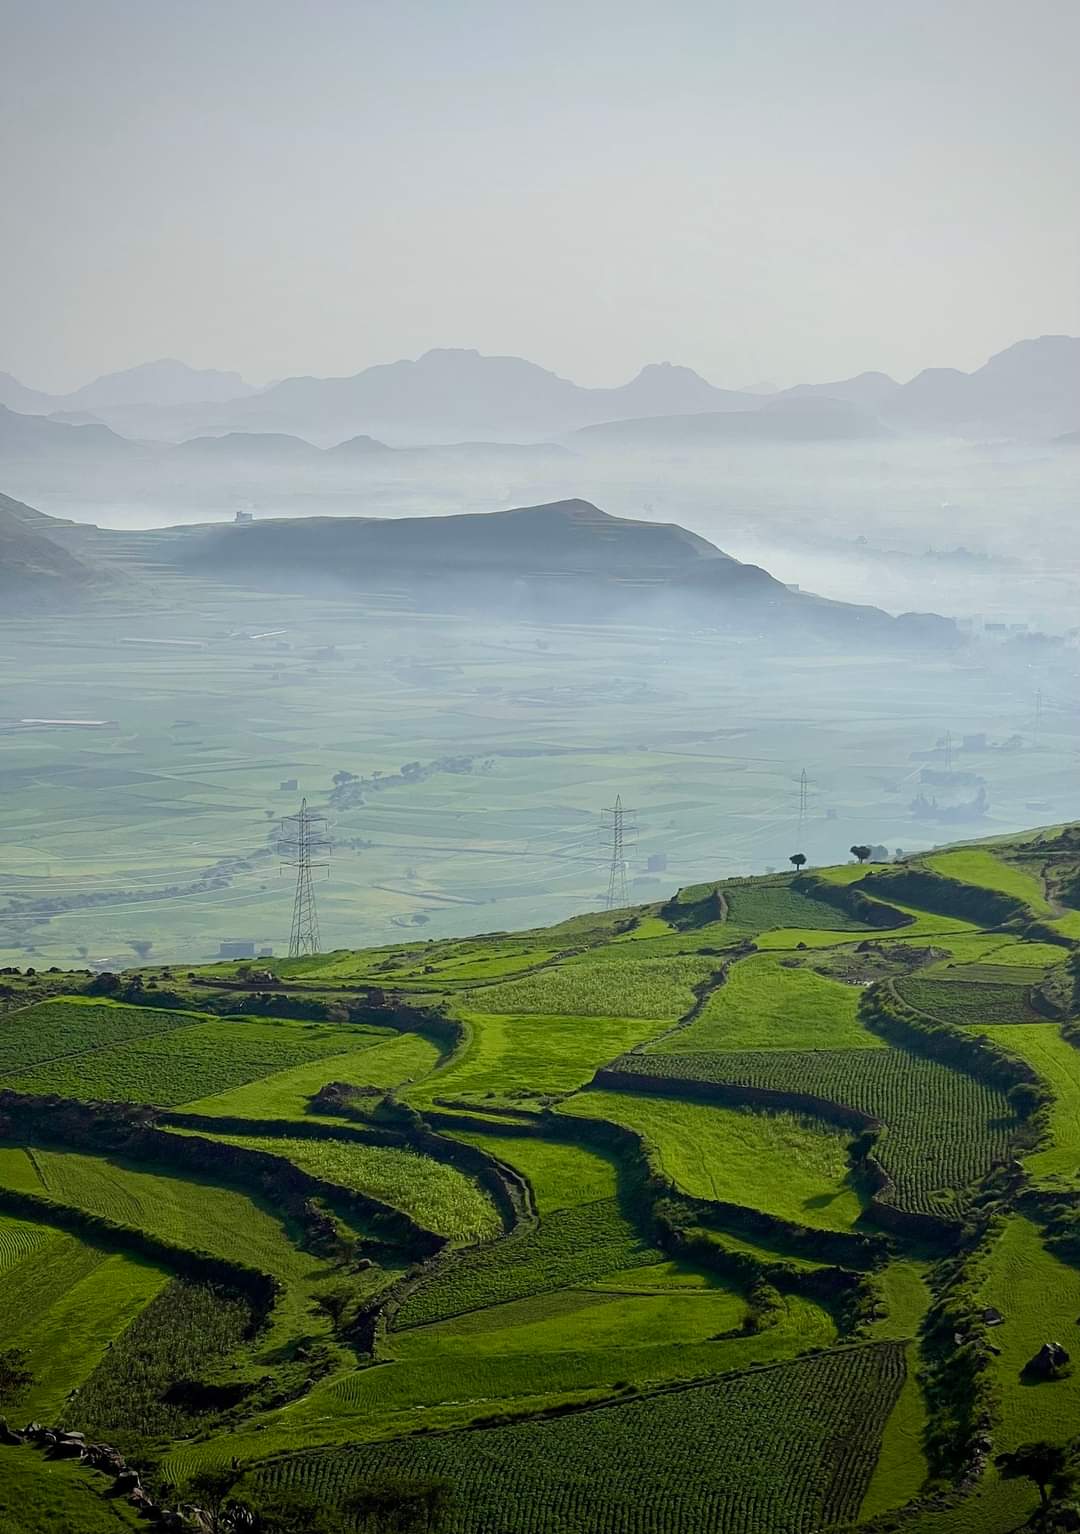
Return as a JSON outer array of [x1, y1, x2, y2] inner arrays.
[[895, 975, 1036, 1026], [448, 1131, 620, 1211], [406, 1011, 675, 1105], [257, 1343, 907, 1534], [190, 1130, 499, 1242], [393, 1199, 660, 1330], [608, 1047, 1014, 1220], [463, 956, 718, 1019], [858, 1262, 932, 1519], [722, 880, 869, 932], [0, 1447, 143, 1533], [558, 1089, 865, 1231], [979, 1215, 1080, 1448], [0, 997, 194, 1074], [179, 1030, 441, 1117], [967, 1023, 1080, 1184], [4, 1015, 388, 1107], [0, 1220, 169, 1419], [924, 848, 1052, 914], [0, 1143, 351, 1361], [658, 953, 881, 1052]]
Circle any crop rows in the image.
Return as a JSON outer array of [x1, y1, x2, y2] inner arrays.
[[260, 1343, 906, 1533], [0, 1000, 192, 1075], [465, 957, 717, 1019], [393, 1199, 660, 1330], [3, 1017, 376, 1107], [200, 1131, 500, 1242], [609, 1048, 1013, 1218], [894, 976, 1035, 1026], [723, 882, 867, 933]]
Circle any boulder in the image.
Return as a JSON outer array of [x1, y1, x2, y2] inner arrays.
[[115, 1468, 142, 1494], [0, 1418, 24, 1446], [982, 1307, 1004, 1326], [1024, 1340, 1071, 1378]]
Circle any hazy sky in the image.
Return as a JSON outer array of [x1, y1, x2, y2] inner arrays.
[[4, 0, 1079, 393]]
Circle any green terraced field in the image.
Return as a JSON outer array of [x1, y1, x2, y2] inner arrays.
[[179, 1029, 441, 1117], [606, 1046, 1014, 1219], [406, 1010, 675, 1103], [3, 1013, 389, 1107], [192, 1129, 500, 1242], [258, 1344, 907, 1534], [5, 826, 1080, 1534], [969, 1022, 1080, 1183], [393, 1199, 660, 1329], [924, 848, 1053, 914], [660, 952, 881, 1052], [895, 974, 1036, 1025], [463, 955, 718, 1019], [448, 1131, 621, 1211], [558, 1089, 865, 1231], [722, 879, 870, 932]]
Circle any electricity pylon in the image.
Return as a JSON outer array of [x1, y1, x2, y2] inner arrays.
[[281, 799, 330, 957], [602, 795, 637, 910]]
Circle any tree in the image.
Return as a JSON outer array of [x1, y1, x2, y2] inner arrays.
[[0, 1347, 32, 1405], [850, 845, 873, 864], [995, 1441, 1075, 1512], [183, 1468, 242, 1534], [789, 853, 807, 872]]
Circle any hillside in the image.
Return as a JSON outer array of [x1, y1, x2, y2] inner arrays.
[[0, 491, 109, 610], [150, 497, 955, 644], [1, 824, 1079, 1532]]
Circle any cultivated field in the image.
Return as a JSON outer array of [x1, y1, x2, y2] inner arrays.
[[2, 825, 1079, 1532]]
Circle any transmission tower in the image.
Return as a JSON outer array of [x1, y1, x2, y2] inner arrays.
[[280, 799, 330, 957], [602, 795, 637, 910]]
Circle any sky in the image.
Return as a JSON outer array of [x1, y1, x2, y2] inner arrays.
[[3, 0, 1079, 394]]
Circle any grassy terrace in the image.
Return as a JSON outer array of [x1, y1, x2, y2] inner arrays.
[[2, 826, 1080, 1532]]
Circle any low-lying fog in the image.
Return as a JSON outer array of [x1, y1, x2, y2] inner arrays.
[[12, 435, 1078, 631]]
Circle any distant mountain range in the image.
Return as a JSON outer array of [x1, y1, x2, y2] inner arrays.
[[11, 490, 957, 648], [3, 335, 1078, 446]]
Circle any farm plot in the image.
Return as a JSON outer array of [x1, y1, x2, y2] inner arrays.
[[0, 1220, 168, 1419], [895, 976, 1036, 1026], [258, 1342, 907, 1534], [969, 1023, 1080, 1183], [558, 1089, 864, 1232], [393, 1199, 660, 1330], [924, 849, 1052, 915], [722, 880, 870, 933], [0, 1143, 348, 1358], [375, 1287, 835, 1419], [180, 1030, 440, 1118], [660, 953, 880, 1052], [405, 1011, 674, 1105], [4, 1016, 389, 1107], [448, 1132, 621, 1212], [0, 998, 193, 1075], [607, 1048, 1014, 1220], [189, 1130, 499, 1242], [977, 1215, 1080, 1450], [463, 956, 718, 1018]]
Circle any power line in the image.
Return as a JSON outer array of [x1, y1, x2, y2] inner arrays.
[[601, 795, 637, 911], [280, 798, 330, 957]]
